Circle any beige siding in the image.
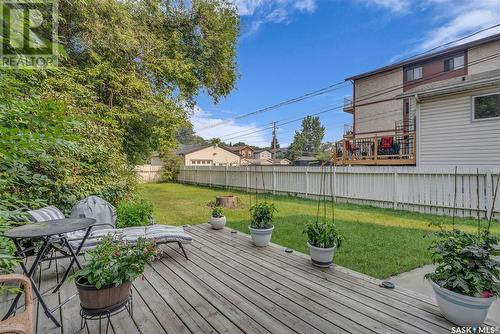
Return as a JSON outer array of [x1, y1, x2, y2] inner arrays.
[[468, 40, 500, 75], [418, 85, 500, 166], [184, 146, 241, 166], [354, 68, 403, 134]]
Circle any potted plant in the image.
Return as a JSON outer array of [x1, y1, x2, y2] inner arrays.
[[304, 220, 343, 267], [74, 236, 156, 310], [425, 228, 499, 327], [209, 206, 226, 230], [249, 202, 277, 247]]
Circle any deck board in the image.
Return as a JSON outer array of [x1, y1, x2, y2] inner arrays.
[[1, 224, 496, 333]]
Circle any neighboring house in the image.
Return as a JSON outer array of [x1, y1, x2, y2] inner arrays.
[[175, 144, 242, 166], [226, 145, 255, 159], [242, 158, 273, 166], [271, 159, 291, 166], [254, 150, 273, 160], [338, 33, 500, 167]]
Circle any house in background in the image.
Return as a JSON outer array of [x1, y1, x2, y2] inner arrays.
[[175, 144, 242, 166], [226, 145, 254, 159], [254, 150, 272, 160], [337, 33, 500, 167]]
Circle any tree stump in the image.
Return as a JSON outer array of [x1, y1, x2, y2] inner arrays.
[[216, 196, 238, 208]]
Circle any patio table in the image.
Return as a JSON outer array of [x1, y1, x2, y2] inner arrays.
[[3, 218, 96, 327]]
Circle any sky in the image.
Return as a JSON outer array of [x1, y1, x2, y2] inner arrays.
[[192, 0, 500, 148]]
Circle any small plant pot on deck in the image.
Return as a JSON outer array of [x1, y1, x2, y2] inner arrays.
[[431, 281, 496, 327], [248, 225, 274, 247], [308, 243, 337, 267], [209, 216, 226, 230], [76, 277, 131, 310]]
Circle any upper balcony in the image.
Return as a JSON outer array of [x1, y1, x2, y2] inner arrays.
[[334, 130, 416, 165], [343, 96, 354, 112]]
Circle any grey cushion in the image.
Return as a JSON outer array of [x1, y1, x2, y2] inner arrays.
[[27, 206, 65, 222], [70, 196, 116, 231], [68, 225, 193, 251]]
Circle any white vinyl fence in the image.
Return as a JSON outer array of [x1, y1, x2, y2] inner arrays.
[[136, 165, 163, 183], [177, 166, 500, 219]]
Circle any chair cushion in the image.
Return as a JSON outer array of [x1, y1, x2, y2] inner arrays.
[[68, 225, 192, 250], [27, 206, 65, 223]]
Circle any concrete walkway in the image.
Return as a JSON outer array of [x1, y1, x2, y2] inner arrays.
[[389, 264, 500, 324]]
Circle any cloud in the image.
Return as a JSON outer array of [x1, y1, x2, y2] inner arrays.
[[358, 0, 500, 61], [233, 0, 317, 36], [356, 0, 411, 13], [190, 106, 269, 147]]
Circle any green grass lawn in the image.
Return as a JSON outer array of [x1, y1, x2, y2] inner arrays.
[[139, 183, 500, 279]]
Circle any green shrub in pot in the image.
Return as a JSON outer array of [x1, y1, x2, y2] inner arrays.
[[74, 236, 156, 309], [209, 206, 226, 230], [248, 202, 277, 247], [303, 220, 344, 267], [425, 228, 499, 326]]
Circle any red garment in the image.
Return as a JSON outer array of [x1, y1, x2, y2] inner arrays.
[[380, 136, 393, 149]]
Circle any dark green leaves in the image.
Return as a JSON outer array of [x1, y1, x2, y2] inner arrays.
[[425, 229, 500, 297], [303, 220, 344, 249], [250, 202, 277, 229]]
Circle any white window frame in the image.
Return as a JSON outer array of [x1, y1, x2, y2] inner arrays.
[[471, 92, 500, 122], [405, 66, 423, 82], [444, 54, 465, 72]]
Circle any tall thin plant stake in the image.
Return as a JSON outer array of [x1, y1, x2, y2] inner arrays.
[[452, 166, 457, 229], [476, 168, 481, 234], [488, 172, 499, 230]]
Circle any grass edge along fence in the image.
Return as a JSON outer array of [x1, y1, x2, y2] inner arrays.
[[176, 165, 500, 219]]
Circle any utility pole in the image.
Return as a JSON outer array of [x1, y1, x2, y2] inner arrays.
[[271, 122, 277, 159]]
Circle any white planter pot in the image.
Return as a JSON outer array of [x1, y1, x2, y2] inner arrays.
[[209, 216, 226, 230], [308, 242, 337, 267], [431, 281, 496, 327], [248, 225, 274, 247]]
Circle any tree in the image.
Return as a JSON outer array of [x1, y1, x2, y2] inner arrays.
[[210, 138, 222, 144], [315, 142, 336, 162], [287, 116, 325, 161], [55, 0, 239, 164], [177, 127, 207, 145]]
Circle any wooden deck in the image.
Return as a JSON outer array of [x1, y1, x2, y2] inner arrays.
[[3, 224, 499, 333]]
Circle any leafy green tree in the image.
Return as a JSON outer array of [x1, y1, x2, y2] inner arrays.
[[288, 116, 325, 161], [315, 142, 335, 162], [177, 127, 207, 145]]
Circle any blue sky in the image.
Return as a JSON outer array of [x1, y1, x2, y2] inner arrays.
[[193, 0, 500, 148]]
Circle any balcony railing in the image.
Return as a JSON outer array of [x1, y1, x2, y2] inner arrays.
[[343, 97, 354, 111], [334, 131, 416, 165], [343, 123, 354, 137]]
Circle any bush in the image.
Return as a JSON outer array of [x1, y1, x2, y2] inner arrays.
[[116, 199, 153, 228], [212, 206, 224, 218], [303, 220, 344, 249], [425, 229, 499, 297], [74, 236, 156, 289], [160, 150, 182, 182], [249, 202, 277, 229]]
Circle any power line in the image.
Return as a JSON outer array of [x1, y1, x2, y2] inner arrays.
[[220, 51, 500, 143], [196, 25, 500, 133]]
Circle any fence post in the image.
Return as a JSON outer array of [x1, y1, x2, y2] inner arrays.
[[246, 166, 250, 192], [486, 170, 493, 219], [272, 167, 276, 194], [305, 166, 309, 198], [209, 166, 212, 187], [225, 165, 228, 189], [393, 171, 398, 209], [332, 165, 336, 202]]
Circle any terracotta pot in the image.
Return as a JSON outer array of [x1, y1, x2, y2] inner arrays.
[[76, 277, 131, 310]]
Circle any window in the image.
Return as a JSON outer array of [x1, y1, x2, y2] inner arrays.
[[473, 93, 500, 120], [444, 55, 464, 72], [405, 66, 422, 81]]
